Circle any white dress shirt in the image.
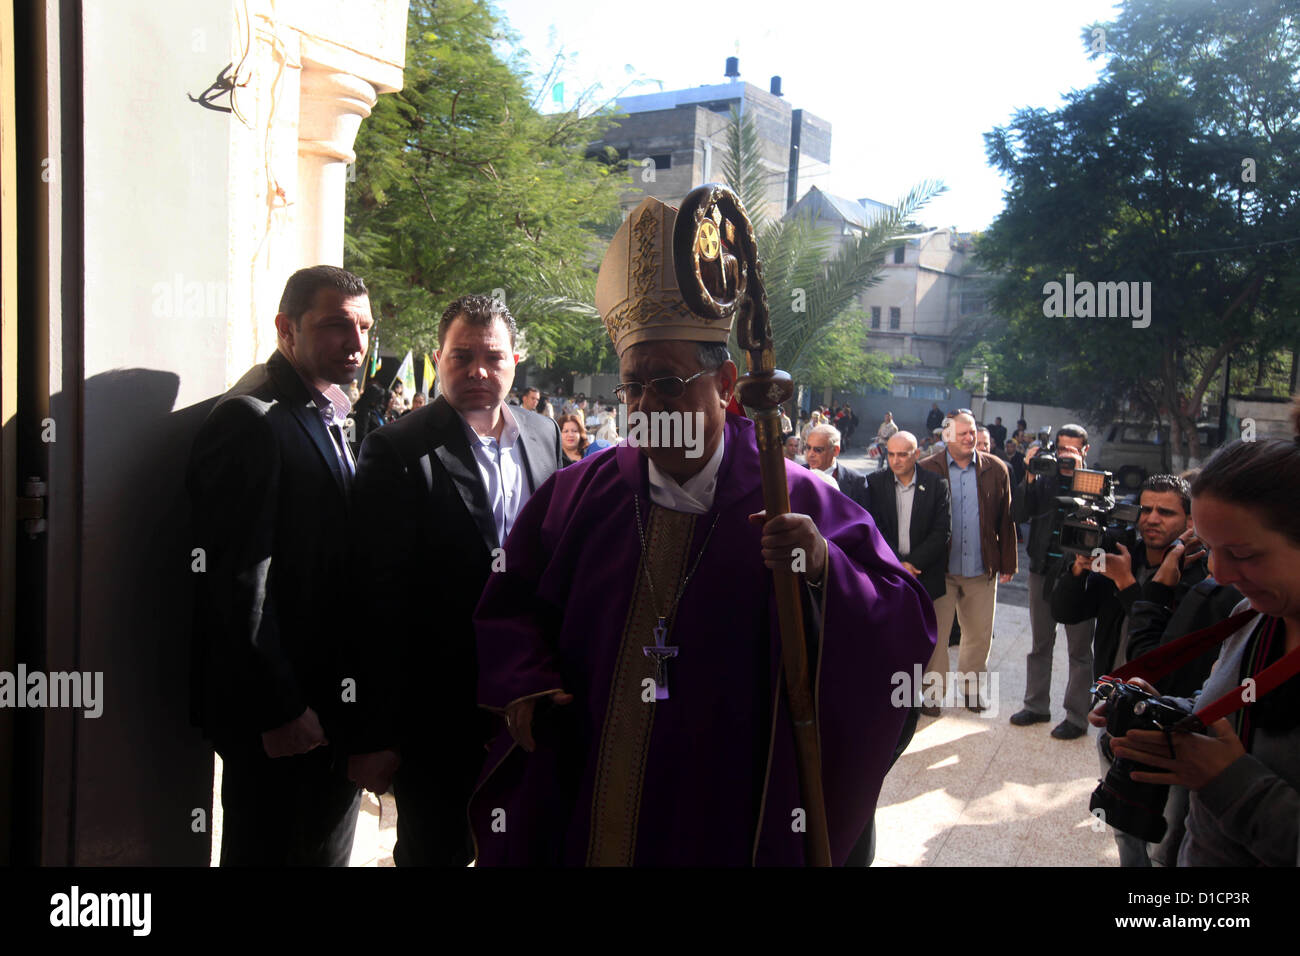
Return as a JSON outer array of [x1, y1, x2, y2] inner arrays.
[[460, 404, 525, 547], [894, 468, 918, 557], [811, 466, 839, 489]]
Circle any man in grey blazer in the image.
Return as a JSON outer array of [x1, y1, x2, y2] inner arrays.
[[188, 265, 373, 865], [343, 294, 563, 866], [805, 422, 870, 511]]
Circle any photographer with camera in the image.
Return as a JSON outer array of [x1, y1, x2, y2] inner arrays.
[[1125, 485, 1243, 699], [1057, 475, 1237, 864], [1008, 425, 1098, 740], [1053, 476, 1200, 676], [1087, 406, 1300, 867], [1094, 484, 1243, 866]]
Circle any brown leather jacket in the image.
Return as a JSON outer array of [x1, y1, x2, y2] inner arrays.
[[917, 449, 1017, 576]]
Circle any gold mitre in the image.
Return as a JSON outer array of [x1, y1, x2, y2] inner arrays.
[[596, 196, 733, 355]]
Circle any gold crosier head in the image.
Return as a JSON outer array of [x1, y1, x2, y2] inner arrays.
[[672, 184, 773, 377]]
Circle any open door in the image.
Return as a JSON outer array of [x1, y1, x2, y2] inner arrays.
[[0, 0, 17, 866]]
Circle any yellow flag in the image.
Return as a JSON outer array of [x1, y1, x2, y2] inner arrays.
[[423, 353, 436, 394]]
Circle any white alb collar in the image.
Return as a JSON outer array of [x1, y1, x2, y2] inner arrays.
[[647, 431, 726, 515]]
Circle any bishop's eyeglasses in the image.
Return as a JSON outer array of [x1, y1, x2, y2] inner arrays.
[[613, 369, 711, 404]]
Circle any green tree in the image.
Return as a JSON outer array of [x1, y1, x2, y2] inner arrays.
[[721, 108, 945, 393], [798, 308, 903, 391], [977, 0, 1300, 465], [345, 0, 626, 367]]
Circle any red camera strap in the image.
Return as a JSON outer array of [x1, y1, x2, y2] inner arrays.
[[1101, 609, 1300, 725]]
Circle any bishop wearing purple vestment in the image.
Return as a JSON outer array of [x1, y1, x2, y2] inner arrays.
[[468, 196, 936, 865]]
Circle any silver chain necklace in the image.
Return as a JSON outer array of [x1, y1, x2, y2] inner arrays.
[[633, 494, 721, 700]]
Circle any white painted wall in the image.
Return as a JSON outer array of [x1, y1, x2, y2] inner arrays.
[[65, 0, 407, 864]]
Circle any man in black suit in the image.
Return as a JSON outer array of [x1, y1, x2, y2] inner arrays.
[[846, 429, 949, 864], [344, 294, 563, 866], [804, 422, 869, 510], [188, 265, 372, 865], [867, 430, 951, 604]]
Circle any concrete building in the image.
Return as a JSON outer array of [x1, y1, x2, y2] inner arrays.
[[863, 226, 991, 398], [593, 58, 831, 222], [779, 188, 995, 432], [2, 0, 408, 865], [784, 187, 994, 422]]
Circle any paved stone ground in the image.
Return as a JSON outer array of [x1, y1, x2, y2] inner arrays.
[[872, 599, 1117, 866], [351, 791, 397, 867], [214, 447, 1117, 867]]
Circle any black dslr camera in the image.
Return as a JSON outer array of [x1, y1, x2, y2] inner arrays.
[[1089, 677, 1204, 842], [1031, 445, 1140, 559]]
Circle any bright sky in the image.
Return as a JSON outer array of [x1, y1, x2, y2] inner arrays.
[[492, 0, 1122, 231]]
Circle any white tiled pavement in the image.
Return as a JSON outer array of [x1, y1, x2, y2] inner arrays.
[[873, 601, 1117, 867]]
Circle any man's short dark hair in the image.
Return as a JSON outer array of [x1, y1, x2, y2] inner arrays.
[[278, 265, 368, 323], [1141, 474, 1191, 515], [523, 386, 540, 397], [438, 294, 518, 350], [695, 342, 731, 372], [1057, 423, 1089, 445]]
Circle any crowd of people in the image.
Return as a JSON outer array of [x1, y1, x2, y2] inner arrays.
[[773, 397, 1300, 867], [188, 252, 1299, 869], [348, 381, 620, 468]]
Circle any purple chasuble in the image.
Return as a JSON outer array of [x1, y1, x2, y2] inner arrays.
[[469, 413, 936, 865]]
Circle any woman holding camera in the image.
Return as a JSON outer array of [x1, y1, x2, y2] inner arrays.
[[1097, 401, 1300, 865]]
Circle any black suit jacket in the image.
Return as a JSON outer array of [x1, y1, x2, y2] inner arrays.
[[187, 350, 353, 749], [834, 463, 870, 511], [344, 395, 563, 759], [866, 467, 951, 600]]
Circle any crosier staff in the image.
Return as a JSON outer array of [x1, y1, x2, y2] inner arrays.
[[673, 182, 831, 867]]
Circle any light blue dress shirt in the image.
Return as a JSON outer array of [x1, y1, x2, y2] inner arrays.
[[460, 405, 525, 548], [947, 450, 984, 577]]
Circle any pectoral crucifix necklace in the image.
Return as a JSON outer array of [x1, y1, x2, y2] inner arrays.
[[633, 494, 721, 701]]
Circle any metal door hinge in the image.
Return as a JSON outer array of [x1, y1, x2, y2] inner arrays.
[[18, 476, 47, 537]]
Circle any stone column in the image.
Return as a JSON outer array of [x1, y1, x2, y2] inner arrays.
[[296, 63, 378, 267]]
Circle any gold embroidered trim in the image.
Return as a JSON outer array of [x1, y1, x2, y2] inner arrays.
[[604, 294, 698, 334], [632, 206, 658, 298], [586, 505, 697, 866]]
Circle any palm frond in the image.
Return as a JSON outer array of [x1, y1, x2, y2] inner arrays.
[[757, 178, 948, 376], [720, 106, 771, 233]]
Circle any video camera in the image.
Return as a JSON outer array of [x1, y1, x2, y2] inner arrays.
[[1031, 439, 1140, 560]]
